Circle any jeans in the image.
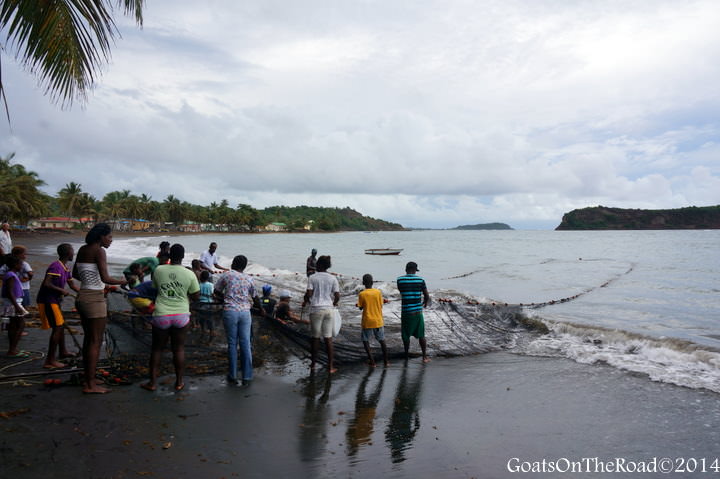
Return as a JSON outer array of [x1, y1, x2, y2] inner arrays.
[[223, 310, 252, 381]]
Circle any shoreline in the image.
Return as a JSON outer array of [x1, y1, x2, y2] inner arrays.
[[2, 232, 719, 477]]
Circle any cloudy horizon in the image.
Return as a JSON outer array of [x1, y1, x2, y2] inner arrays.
[[2, 0, 719, 229]]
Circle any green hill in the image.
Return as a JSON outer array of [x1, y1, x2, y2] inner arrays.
[[452, 222, 513, 230], [556, 205, 720, 230]]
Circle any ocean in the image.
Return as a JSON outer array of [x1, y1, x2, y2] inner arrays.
[[90, 229, 720, 394]]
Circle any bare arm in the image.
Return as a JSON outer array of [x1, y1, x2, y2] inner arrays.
[[422, 288, 430, 308], [41, 273, 69, 296], [302, 289, 313, 307], [96, 248, 127, 286], [333, 291, 340, 307]]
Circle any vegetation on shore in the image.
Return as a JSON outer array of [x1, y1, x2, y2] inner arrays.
[[0, 153, 403, 232], [556, 205, 720, 230], [451, 222, 513, 230]]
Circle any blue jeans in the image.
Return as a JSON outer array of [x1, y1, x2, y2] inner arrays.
[[222, 310, 253, 381]]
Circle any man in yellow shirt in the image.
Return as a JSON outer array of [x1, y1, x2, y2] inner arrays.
[[357, 273, 389, 367]]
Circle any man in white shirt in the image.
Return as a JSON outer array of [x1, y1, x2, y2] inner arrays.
[[303, 255, 340, 373], [199, 242, 228, 273], [0, 223, 12, 256]]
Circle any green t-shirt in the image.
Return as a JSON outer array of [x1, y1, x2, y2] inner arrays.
[[123, 256, 160, 275], [152, 264, 200, 316]]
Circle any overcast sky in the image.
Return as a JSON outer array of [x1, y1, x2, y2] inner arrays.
[[2, 0, 719, 229]]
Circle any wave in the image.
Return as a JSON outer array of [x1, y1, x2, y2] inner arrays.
[[520, 320, 720, 393]]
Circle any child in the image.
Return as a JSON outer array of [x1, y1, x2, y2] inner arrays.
[[259, 284, 276, 317], [0, 246, 33, 308], [357, 273, 389, 368], [2, 255, 29, 357], [197, 270, 214, 333], [274, 290, 309, 325], [37, 243, 80, 368]]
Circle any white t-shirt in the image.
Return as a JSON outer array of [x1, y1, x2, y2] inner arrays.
[[199, 250, 218, 270], [0, 230, 11, 255], [307, 272, 339, 309]]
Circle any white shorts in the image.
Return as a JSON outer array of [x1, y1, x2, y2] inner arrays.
[[310, 308, 334, 338]]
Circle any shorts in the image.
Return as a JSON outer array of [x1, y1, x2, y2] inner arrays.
[[401, 311, 425, 342], [38, 303, 64, 329], [361, 326, 385, 342], [22, 289, 30, 307], [310, 308, 335, 339], [76, 289, 107, 319], [150, 313, 191, 330], [1, 297, 26, 317]]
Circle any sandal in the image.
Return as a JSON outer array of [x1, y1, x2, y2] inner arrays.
[[7, 350, 30, 358]]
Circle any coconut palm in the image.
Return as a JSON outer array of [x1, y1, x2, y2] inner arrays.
[[58, 181, 84, 218], [0, 0, 145, 115], [0, 152, 50, 222]]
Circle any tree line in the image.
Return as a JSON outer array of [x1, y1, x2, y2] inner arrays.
[[0, 154, 403, 232]]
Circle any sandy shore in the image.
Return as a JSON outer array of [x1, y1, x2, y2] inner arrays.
[[2, 231, 719, 478]]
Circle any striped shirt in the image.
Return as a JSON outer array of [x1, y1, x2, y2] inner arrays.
[[396, 274, 427, 314]]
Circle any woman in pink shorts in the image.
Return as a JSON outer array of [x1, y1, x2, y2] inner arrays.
[[141, 244, 199, 392]]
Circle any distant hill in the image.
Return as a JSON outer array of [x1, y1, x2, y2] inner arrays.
[[452, 222, 513, 230], [556, 205, 720, 230]]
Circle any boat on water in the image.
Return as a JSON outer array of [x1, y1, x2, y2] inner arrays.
[[364, 248, 403, 255]]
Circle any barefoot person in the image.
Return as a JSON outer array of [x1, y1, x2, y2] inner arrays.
[[73, 223, 127, 394], [302, 255, 340, 373], [396, 261, 431, 362], [37, 243, 79, 368], [141, 244, 199, 392], [2, 256, 29, 357], [357, 273, 389, 368], [214, 255, 263, 386]]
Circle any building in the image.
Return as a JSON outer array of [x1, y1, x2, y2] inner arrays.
[[28, 217, 92, 230]]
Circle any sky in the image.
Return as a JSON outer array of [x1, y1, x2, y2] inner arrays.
[[2, 0, 719, 229]]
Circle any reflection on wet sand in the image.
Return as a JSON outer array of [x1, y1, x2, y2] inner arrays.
[[345, 368, 388, 457], [385, 363, 426, 463], [297, 371, 333, 463]]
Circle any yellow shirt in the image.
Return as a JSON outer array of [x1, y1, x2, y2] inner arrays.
[[357, 288, 383, 329]]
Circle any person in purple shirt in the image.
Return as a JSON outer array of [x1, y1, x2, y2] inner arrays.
[[2, 255, 28, 357], [37, 243, 79, 368]]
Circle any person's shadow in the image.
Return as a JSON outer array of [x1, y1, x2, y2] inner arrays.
[[345, 368, 388, 458], [297, 371, 333, 462], [385, 363, 426, 463]]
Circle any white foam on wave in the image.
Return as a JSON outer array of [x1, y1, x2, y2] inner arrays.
[[522, 321, 720, 393]]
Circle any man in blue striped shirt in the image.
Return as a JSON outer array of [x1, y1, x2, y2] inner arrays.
[[396, 261, 431, 362]]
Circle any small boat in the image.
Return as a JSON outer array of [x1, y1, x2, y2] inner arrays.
[[364, 248, 403, 256]]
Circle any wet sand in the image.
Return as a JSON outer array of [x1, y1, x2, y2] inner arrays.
[[2, 232, 719, 478]]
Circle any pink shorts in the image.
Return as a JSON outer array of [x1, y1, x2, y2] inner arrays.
[[150, 313, 191, 330]]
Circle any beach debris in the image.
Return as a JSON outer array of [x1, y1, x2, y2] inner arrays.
[[0, 407, 30, 419]]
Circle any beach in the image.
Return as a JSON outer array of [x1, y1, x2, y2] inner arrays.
[[1, 231, 719, 478]]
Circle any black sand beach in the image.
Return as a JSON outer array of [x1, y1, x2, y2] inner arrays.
[[1, 232, 719, 478]]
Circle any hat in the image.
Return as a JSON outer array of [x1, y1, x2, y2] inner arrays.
[[279, 290, 292, 299], [405, 261, 419, 272], [262, 284, 272, 295]]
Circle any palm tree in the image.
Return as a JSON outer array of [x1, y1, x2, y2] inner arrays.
[[0, 152, 50, 222], [0, 1, 145, 116], [101, 189, 130, 223], [58, 181, 84, 218]]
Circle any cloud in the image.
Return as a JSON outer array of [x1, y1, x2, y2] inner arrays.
[[2, 0, 719, 229]]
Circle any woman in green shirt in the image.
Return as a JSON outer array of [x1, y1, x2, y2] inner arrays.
[[141, 244, 199, 392]]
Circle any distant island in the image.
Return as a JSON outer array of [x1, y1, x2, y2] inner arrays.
[[452, 223, 513, 230], [556, 205, 720, 230]]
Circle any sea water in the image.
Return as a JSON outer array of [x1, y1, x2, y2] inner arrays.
[[67, 229, 720, 393]]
